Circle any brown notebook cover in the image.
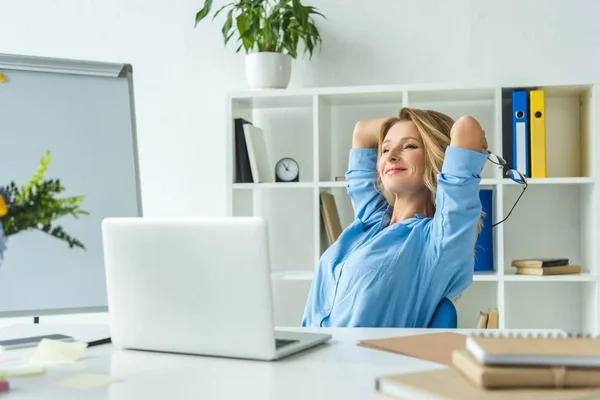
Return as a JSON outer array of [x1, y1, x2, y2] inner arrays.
[[358, 332, 466, 366], [375, 368, 600, 400], [453, 349, 600, 389]]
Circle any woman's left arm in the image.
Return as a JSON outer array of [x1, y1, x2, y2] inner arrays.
[[426, 116, 489, 299]]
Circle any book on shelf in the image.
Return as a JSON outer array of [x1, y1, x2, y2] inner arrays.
[[233, 118, 274, 183], [475, 311, 488, 329], [515, 265, 582, 276], [510, 258, 581, 275], [319, 192, 342, 245], [475, 308, 498, 329], [233, 118, 254, 183], [511, 258, 570, 268], [243, 123, 273, 183]]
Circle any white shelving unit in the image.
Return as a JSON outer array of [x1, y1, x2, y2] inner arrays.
[[225, 82, 600, 333]]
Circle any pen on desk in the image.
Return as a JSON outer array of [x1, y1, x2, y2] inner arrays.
[[87, 337, 111, 347]]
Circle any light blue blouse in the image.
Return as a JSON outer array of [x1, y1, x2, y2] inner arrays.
[[301, 145, 488, 327]]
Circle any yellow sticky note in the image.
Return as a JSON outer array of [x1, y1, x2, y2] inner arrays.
[[29, 339, 88, 366], [54, 373, 121, 390], [2, 363, 45, 377], [0, 73, 5, 83]]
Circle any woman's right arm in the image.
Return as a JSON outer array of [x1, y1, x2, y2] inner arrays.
[[352, 118, 389, 148], [346, 118, 389, 223]]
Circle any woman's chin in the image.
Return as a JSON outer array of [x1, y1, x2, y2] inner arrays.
[[383, 182, 426, 196]]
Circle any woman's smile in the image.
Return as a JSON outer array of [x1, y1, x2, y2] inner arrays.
[[385, 166, 407, 175]]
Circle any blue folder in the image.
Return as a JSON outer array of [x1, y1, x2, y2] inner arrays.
[[474, 189, 494, 271]]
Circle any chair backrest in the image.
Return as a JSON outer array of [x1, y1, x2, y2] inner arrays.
[[428, 297, 457, 328]]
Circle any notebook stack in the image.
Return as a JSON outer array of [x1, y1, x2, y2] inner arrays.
[[375, 332, 600, 399], [511, 258, 581, 276], [454, 333, 600, 389]]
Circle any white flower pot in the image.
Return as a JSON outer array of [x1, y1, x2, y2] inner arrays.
[[245, 52, 292, 90]]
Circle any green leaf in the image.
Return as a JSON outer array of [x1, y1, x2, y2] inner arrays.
[[236, 13, 254, 52], [195, 0, 214, 26], [222, 9, 234, 45], [212, 2, 234, 20]]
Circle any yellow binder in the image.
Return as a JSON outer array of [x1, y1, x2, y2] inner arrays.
[[529, 90, 546, 178]]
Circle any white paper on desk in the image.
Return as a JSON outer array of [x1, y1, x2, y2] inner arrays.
[[28, 339, 88, 366], [54, 373, 122, 390]]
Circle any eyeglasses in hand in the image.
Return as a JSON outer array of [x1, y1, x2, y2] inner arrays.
[[486, 153, 528, 228]]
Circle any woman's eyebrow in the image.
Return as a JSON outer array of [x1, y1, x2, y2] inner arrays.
[[382, 137, 420, 145]]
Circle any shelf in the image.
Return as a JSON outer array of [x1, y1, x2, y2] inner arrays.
[[271, 270, 315, 280], [271, 270, 500, 282], [487, 177, 595, 185], [408, 87, 496, 103], [230, 93, 313, 109], [504, 273, 597, 282], [227, 81, 600, 332], [319, 181, 347, 188], [473, 271, 499, 281], [232, 182, 315, 189], [234, 177, 595, 189]]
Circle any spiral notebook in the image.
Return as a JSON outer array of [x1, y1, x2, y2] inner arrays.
[[466, 332, 600, 368]]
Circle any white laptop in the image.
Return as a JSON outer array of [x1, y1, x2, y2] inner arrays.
[[101, 216, 331, 361]]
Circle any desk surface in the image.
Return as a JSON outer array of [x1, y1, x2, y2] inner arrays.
[[0, 324, 565, 400]]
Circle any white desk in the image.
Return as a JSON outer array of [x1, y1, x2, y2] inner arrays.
[[0, 324, 565, 400]]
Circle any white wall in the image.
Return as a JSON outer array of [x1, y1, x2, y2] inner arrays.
[[1, 0, 599, 324]]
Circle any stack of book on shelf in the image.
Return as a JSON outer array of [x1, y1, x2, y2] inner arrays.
[[233, 118, 273, 183], [476, 308, 498, 329], [511, 258, 581, 276], [376, 332, 600, 399]]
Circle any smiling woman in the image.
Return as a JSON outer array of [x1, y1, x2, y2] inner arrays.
[[301, 107, 489, 328]]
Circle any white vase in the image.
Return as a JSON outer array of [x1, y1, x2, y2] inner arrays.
[[245, 52, 292, 90]]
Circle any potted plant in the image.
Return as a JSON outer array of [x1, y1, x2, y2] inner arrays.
[[195, 0, 325, 89], [0, 150, 88, 267]]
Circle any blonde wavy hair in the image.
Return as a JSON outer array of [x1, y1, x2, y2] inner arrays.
[[376, 107, 484, 236]]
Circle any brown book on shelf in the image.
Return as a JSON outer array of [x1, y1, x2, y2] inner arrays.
[[511, 258, 569, 268], [452, 349, 600, 390], [486, 308, 498, 329], [475, 311, 489, 329], [515, 265, 581, 276], [320, 192, 343, 245], [375, 367, 600, 400]]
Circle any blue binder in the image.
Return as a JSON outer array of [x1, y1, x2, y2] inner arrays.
[[512, 90, 530, 177], [474, 189, 494, 271]]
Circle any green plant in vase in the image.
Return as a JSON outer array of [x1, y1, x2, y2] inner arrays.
[[0, 151, 88, 265], [194, 0, 325, 89]]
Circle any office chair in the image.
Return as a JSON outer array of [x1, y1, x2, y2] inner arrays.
[[428, 297, 457, 328]]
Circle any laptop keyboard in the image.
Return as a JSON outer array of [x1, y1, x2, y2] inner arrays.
[[275, 339, 299, 349]]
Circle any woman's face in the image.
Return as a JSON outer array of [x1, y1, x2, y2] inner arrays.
[[378, 121, 426, 196]]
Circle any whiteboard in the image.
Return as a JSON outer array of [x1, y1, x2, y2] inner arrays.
[[0, 54, 142, 317]]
